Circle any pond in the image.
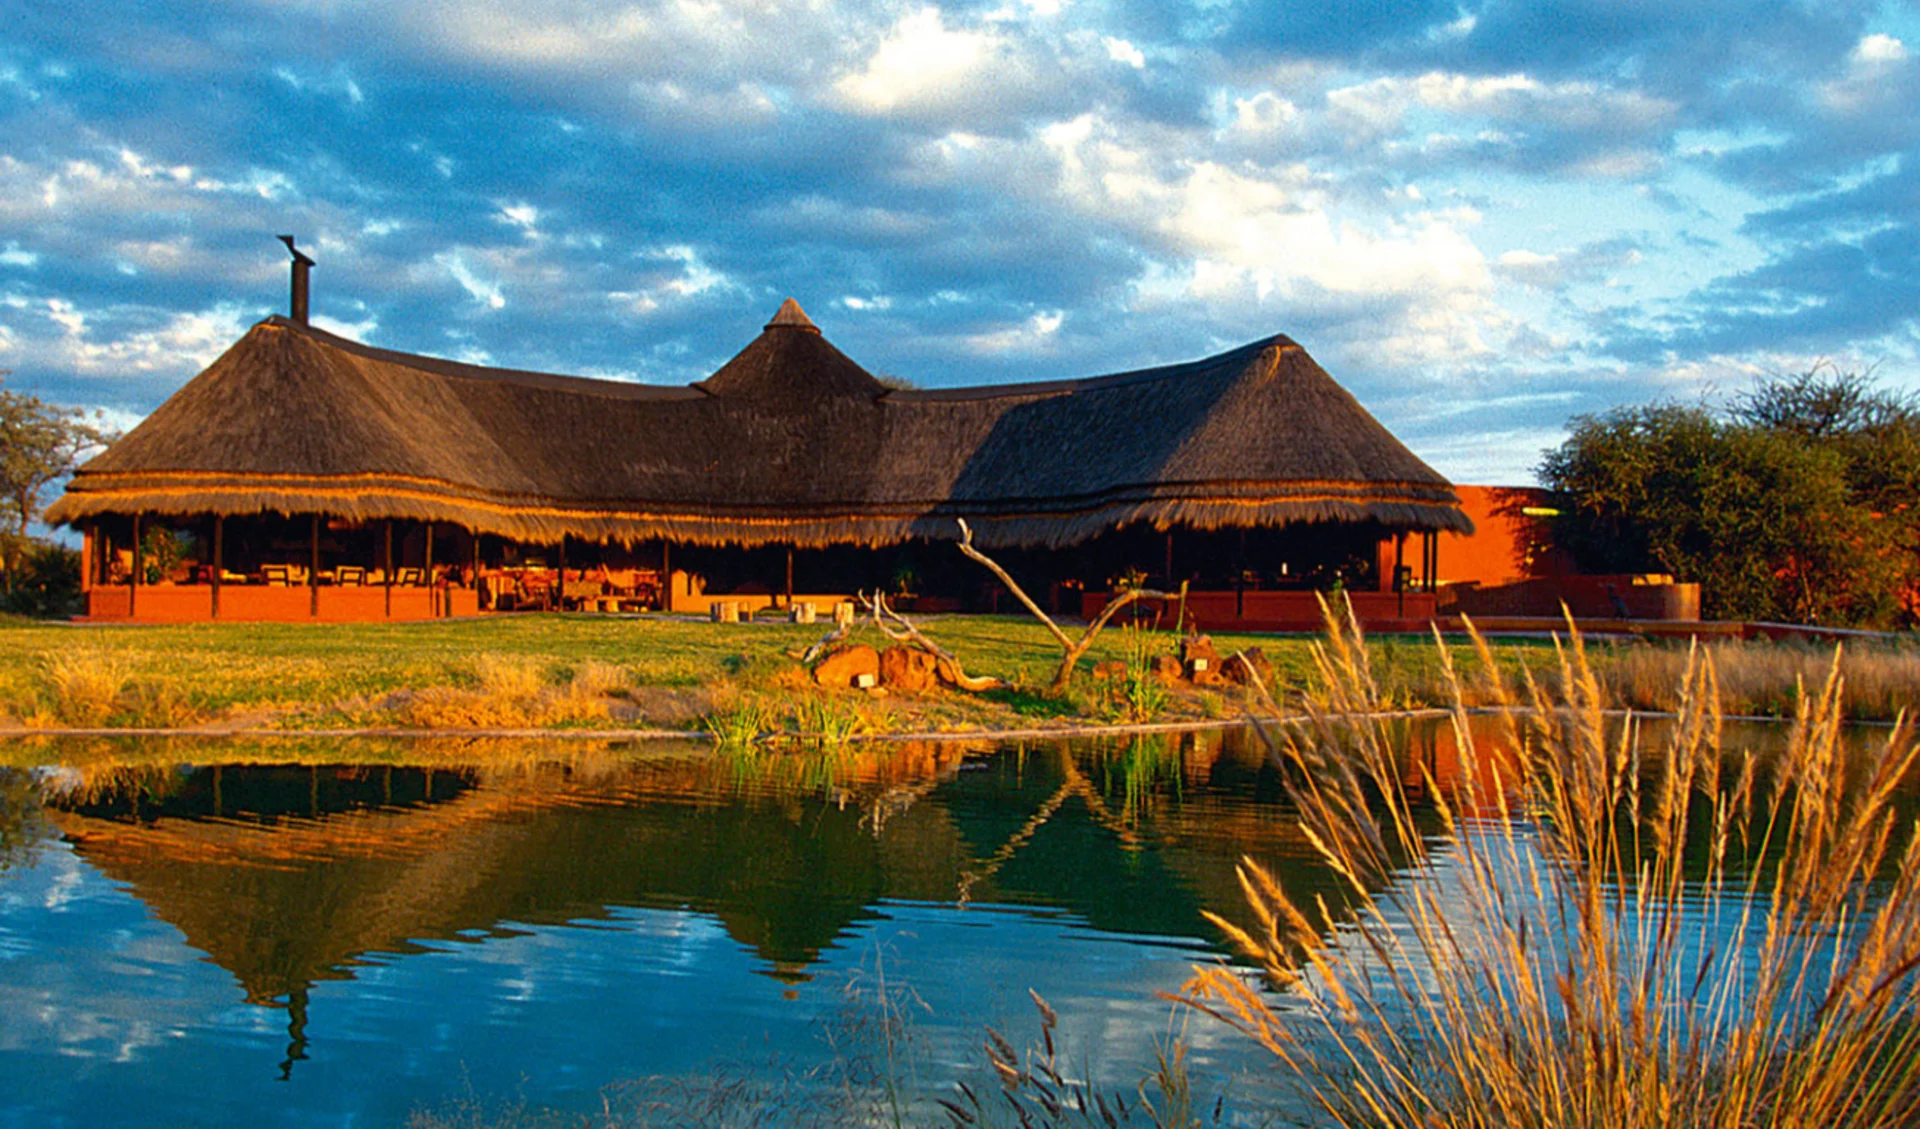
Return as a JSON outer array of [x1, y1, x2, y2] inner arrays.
[[0, 719, 1905, 1127]]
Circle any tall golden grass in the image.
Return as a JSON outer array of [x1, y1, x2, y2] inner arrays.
[[1184, 608, 1920, 1128], [1594, 638, 1920, 721], [37, 650, 129, 727]]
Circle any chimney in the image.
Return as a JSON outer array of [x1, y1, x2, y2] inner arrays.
[[277, 235, 315, 325]]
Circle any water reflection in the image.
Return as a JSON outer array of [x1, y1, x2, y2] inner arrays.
[[0, 716, 1900, 1126], [6, 733, 1321, 1083]]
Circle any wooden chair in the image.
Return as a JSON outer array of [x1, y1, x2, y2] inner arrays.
[[519, 571, 554, 610], [335, 565, 366, 587], [395, 567, 425, 586], [262, 564, 292, 586]]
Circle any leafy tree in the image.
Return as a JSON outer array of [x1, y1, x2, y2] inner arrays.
[[0, 376, 115, 594], [1540, 371, 1920, 628]]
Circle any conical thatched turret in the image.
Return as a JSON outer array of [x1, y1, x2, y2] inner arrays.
[[49, 302, 1469, 547]]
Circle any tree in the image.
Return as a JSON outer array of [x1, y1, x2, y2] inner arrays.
[[1540, 371, 1920, 628], [0, 377, 115, 593]]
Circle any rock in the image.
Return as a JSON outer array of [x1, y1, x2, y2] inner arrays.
[[1148, 654, 1183, 684], [813, 644, 880, 689], [1223, 646, 1274, 687], [1091, 659, 1128, 682], [880, 646, 940, 692], [1180, 635, 1223, 683]]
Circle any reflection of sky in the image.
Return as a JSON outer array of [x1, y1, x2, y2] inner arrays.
[[0, 843, 1268, 1128]]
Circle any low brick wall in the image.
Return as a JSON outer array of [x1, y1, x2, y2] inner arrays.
[[1440, 575, 1700, 621], [83, 584, 480, 622]]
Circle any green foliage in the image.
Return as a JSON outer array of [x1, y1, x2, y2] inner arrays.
[[0, 540, 81, 618], [0, 378, 115, 591], [139, 526, 194, 585], [1540, 370, 1920, 626]]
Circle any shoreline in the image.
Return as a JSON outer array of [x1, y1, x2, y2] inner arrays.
[[0, 704, 1897, 745]]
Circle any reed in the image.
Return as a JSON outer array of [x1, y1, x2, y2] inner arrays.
[[702, 695, 773, 749], [1183, 604, 1920, 1128], [785, 694, 865, 748], [1594, 637, 1920, 720]]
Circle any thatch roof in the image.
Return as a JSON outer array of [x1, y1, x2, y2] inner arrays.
[[48, 301, 1469, 547]]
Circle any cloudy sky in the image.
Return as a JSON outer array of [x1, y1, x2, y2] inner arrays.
[[4, 0, 1918, 483]]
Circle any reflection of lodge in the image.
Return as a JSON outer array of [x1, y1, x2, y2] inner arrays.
[[32, 731, 1471, 1073], [49, 252, 1468, 626]]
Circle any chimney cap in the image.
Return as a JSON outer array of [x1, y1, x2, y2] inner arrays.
[[277, 234, 315, 267]]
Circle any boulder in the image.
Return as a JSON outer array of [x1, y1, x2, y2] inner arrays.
[[1223, 646, 1275, 688], [879, 646, 940, 692], [1149, 654, 1184, 684], [1181, 634, 1223, 684], [813, 644, 880, 689]]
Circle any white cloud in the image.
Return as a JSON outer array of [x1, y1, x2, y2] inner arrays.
[[435, 251, 508, 309], [497, 202, 542, 233], [1853, 34, 1907, 64], [836, 8, 1007, 115], [1103, 37, 1145, 69], [1324, 71, 1676, 162], [28, 300, 254, 376], [965, 309, 1064, 354]]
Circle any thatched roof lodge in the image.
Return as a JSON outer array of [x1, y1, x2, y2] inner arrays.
[[51, 278, 1467, 625]]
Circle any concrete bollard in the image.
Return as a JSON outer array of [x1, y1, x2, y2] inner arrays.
[[834, 600, 857, 625], [790, 602, 817, 625], [711, 600, 740, 624]]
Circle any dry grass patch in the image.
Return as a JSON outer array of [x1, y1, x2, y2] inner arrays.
[[1596, 637, 1920, 720], [38, 651, 129, 727]]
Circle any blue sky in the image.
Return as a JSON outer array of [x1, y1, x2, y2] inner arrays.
[[3, 0, 1917, 483]]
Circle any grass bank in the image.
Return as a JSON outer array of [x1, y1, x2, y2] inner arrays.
[[0, 613, 1913, 735]]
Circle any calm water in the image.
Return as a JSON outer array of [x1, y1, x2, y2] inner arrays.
[[0, 729, 1332, 1128], [0, 720, 1903, 1128]]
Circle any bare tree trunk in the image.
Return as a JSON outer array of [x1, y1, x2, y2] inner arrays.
[[955, 519, 1173, 693]]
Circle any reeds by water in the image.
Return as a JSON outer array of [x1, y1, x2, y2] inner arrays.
[[1183, 607, 1920, 1127], [1594, 637, 1920, 721]]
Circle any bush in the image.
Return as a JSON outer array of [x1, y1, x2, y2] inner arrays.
[[1540, 370, 1920, 627], [1, 539, 82, 618]]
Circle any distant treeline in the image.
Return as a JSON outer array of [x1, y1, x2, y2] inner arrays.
[[1540, 368, 1920, 628]]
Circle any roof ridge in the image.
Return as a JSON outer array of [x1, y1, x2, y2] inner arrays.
[[261, 316, 706, 401]]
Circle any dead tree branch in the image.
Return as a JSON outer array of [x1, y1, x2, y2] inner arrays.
[[796, 617, 855, 664], [863, 591, 1005, 691], [955, 518, 1174, 693]]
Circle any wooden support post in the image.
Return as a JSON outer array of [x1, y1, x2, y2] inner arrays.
[[424, 523, 435, 616], [1394, 532, 1406, 617], [383, 521, 393, 618], [1163, 530, 1173, 589], [131, 512, 142, 618], [80, 523, 94, 592], [211, 515, 224, 619], [557, 535, 566, 612], [309, 514, 320, 618], [1235, 528, 1246, 620], [785, 545, 794, 610], [661, 541, 671, 612]]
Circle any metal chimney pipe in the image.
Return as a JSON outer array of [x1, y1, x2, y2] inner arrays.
[[277, 235, 315, 325]]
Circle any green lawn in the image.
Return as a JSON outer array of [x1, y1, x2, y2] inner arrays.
[[0, 611, 1910, 732]]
